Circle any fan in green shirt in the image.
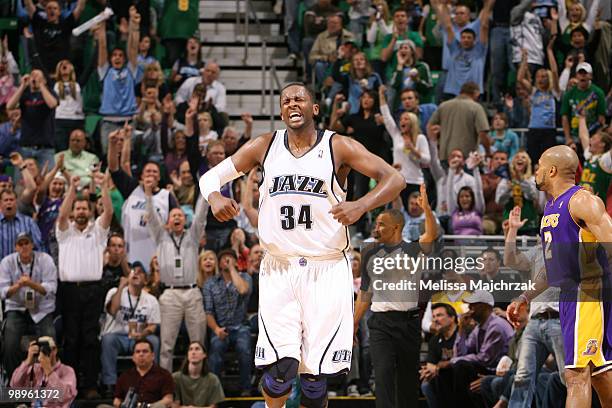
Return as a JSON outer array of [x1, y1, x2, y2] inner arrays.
[[560, 65, 606, 142], [577, 115, 612, 203], [159, 0, 199, 40], [173, 342, 225, 407]]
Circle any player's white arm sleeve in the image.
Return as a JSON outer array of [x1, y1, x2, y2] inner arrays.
[[199, 157, 244, 202]]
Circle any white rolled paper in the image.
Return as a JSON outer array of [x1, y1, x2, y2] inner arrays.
[[72, 7, 114, 37]]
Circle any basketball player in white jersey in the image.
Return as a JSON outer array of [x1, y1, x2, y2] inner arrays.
[[199, 83, 404, 408]]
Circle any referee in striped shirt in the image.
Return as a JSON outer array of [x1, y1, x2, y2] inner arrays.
[[354, 185, 437, 408]]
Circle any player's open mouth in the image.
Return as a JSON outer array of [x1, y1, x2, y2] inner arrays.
[[289, 112, 302, 122]]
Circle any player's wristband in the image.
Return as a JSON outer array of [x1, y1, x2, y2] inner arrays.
[[199, 157, 244, 202]]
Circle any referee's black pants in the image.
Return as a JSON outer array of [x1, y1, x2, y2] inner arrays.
[[368, 309, 420, 408], [60, 282, 105, 390]]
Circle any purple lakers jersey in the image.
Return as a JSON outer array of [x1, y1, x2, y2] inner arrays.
[[540, 185, 610, 286]]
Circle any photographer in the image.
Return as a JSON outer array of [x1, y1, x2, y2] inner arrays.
[[109, 339, 174, 408], [10, 337, 77, 408]]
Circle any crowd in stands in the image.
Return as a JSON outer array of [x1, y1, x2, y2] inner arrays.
[[0, 0, 610, 407]]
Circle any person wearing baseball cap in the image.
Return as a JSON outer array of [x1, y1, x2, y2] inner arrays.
[[0, 231, 57, 379], [203, 247, 252, 396], [560, 60, 606, 150], [432, 290, 514, 407]]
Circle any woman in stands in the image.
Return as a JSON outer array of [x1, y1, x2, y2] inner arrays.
[[388, 41, 433, 104], [170, 37, 204, 90], [366, 0, 392, 78], [495, 150, 540, 235], [341, 52, 383, 115], [488, 112, 519, 161], [137, 34, 158, 70], [136, 62, 169, 101], [557, 0, 600, 44], [53, 59, 84, 152], [330, 89, 390, 235], [197, 250, 218, 289], [450, 186, 484, 236], [518, 41, 560, 165], [145, 255, 162, 298], [379, 84, 430, 211]]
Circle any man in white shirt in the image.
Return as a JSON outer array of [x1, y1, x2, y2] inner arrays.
[[174, 62, 227, 114], [100, 261, 161, 397], [56, 174, 113, 399]]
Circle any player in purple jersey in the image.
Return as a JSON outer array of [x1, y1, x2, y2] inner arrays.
[[507, 145, 612, 407]]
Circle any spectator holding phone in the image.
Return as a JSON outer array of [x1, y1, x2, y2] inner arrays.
[[10, 336, 77, 408]]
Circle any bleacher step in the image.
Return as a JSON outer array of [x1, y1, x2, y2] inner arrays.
[[205, 11, 279, 19], [202, 45, 289, 62], [200, 0, 273, 14], [201, 34, 285, 44], [199, 22, 281, 37], [220, 69, 297, 92]]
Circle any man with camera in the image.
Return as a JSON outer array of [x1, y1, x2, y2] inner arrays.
[[10, 336, 77, 408], [0, 232, 57, 379], [108, 339, 174, 408]]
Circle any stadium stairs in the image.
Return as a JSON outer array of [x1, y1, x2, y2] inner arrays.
[[200, 0, 291, 134]]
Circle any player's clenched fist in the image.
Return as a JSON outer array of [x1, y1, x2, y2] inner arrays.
[[208, 192, 240, 222], [330, 201, 366, 226]]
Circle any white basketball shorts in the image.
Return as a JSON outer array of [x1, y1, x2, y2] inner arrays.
[[255, 252, 354, 376]]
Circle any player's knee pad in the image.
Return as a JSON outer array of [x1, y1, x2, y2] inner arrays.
[[300, 374, 328, 408], [261, 357, 299, 398]]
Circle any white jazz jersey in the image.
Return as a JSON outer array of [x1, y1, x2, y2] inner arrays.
[[258, 129, 350, 257]]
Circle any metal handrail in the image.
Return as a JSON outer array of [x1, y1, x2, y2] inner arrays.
[[237, 0, 267, 113], [261, 40, 267, 114], [243, 0, 263, 61], [269, 63, 283, 131], [443, 234, 538, 247]]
